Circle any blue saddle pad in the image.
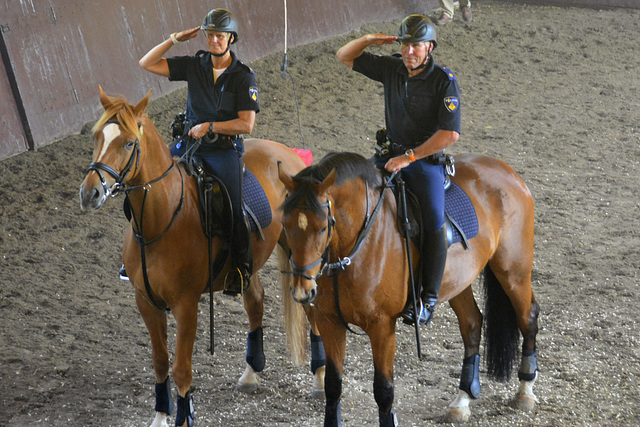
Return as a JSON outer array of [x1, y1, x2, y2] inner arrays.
[[444, 181, 479, 247], [242, 169, 272, 233]]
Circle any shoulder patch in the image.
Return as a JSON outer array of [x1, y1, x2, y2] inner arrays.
[[249, 86, 258, 102], [444, 97, 459, 113], [439, 65, 457, 81]]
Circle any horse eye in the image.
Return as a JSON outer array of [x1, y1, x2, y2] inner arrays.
[[320, 226, 327, 235], [124, 141, 135, 150]]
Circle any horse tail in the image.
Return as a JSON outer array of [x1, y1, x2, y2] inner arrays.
[[482, 264, 520, 382], [277, 244, 308, 366]]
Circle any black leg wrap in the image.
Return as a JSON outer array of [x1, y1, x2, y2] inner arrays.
[[310, 331, 326, 374], [246, 327, 265, 372], [459, 353, 481, 399], [324, 401, 342, 427], [379, 408, 398, 427], [518, 348, 538, 381], [175, 392, 194, 427], [155, 376, 174, 415]]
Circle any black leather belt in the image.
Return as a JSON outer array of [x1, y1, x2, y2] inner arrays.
[[202, 132, 242, 146]]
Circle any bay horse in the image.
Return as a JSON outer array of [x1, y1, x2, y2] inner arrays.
[[278, 152, 540, 426], [79, 87, 325, 427]]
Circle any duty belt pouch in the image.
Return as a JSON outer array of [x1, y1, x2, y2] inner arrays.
[[375, 128, 391, 157], [170, 111, 187, 142]]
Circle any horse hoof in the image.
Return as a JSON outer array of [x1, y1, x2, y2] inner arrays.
[[512, 394, 537, 412], [236, 382, 258, 393], [150, 412, 171, 427], [236, 365, 259, 393], [443, 407, 470, 423], [311, 388, 325, 400]]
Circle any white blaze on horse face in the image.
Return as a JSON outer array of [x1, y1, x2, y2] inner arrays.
[[99, 123, 122, 159], [298, 212, 308, 231]]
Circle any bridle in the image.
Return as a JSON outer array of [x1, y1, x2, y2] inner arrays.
[[85, 120, 142, 199], [282, 171, 397, 283], [282, 199, 336, 282]]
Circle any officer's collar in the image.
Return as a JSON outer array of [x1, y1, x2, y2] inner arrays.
[[199, 50, 239, 72]]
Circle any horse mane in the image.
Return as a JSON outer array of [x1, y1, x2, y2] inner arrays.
[[282, 152, 382, 216], [91, 96, 142, 140]]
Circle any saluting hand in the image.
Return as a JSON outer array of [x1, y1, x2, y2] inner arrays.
[[174, 27, 200, 43]]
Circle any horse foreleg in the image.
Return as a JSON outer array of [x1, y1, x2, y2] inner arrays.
[[320, 324, 346, 427], [171, 300, 199, 427], [444, 288, 483, 423], [237, 274, 265, 392], [305, 305, 326, 399], [135, 290, 173, 426], [369, 320, 398, 427]]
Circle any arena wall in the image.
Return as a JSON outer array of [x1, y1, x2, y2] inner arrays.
[[0, 0, 635, 160]]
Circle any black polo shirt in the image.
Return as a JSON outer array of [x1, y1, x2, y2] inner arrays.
[[353, 51, 461, 147], [167, 50, 260, 124]]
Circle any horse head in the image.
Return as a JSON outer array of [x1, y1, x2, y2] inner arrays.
[[79, 86, 155, 210], [279, 163, 337, 305]]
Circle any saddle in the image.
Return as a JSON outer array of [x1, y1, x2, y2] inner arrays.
[[185, 156, 272, 242], [395, 175, 479, 250]]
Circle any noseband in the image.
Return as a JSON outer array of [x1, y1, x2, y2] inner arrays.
[[85, 120, 141, 198]]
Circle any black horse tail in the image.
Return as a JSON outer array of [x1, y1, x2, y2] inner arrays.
[[482, 265, 520, 382]]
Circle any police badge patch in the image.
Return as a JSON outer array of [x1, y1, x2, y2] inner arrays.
[[249, 87, 258, 101], [444, 96, 459, 112]]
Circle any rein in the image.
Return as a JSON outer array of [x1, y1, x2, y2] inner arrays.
[[327, 171, 396, 334]]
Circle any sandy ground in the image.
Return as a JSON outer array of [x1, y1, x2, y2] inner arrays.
[[1, 2, 639, 426]]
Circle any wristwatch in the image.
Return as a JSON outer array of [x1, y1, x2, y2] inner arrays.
[[405, 149, 416, 162], [209, 122, 214, 134]]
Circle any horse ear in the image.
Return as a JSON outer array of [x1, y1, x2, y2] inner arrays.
[[133, 88, 153, 117], [278, 161, 297, 193], [98, 85, 113, 110], [316, 169, 337, 196]]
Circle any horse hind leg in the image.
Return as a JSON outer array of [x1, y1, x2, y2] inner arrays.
[[444, 287, 483, 423], [513, 297, 540, 412], [237, 274, 265, 393], [485, 261, 541, 412]]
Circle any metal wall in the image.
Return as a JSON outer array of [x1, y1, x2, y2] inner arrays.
[[0, 0, 431, 161]]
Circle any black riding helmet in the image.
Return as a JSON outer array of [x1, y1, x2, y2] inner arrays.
[[201, 8, 238, 44], [397, 14, 437, 49]]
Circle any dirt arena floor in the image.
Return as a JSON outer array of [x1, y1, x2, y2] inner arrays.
[[1, 2, 639, 426]]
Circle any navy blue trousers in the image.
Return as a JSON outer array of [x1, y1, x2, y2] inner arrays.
[[171, 138, 245, 227], [373, 156, 446, 232]]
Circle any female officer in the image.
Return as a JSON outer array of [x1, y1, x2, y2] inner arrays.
[[337, 15, 461, 326], [139, 8, 259, 295]]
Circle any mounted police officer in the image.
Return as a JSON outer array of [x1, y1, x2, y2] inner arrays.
[[138, 8, 259, 295], [337, 15, 461, 325]]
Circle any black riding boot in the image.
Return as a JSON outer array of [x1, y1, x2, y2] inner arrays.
[[401, 223, 447, 325], [224, 214, 253, 296]]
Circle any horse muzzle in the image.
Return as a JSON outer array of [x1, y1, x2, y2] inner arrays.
[[290, 279, 318, 305], [79, 176, 110, 210]]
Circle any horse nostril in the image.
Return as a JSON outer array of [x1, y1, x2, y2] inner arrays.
[[308, 286, 317, 302]]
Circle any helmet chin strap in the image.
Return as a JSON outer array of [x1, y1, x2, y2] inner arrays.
[[411, 54, 430, 72]]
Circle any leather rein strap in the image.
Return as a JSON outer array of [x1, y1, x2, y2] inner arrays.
[[327, 171, 397, 335]]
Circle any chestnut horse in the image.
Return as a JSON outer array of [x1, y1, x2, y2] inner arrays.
[[79, 87, 325, 427], [278, 152, 540, 426]]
